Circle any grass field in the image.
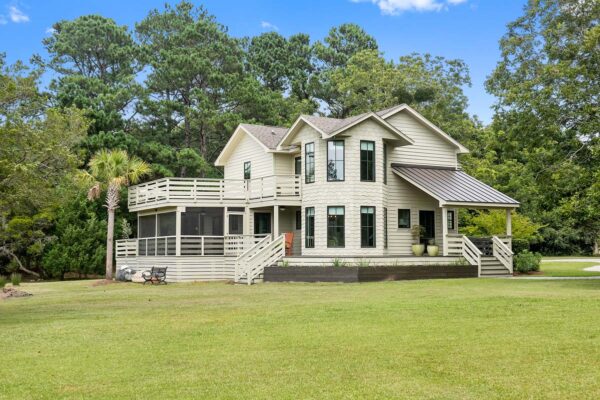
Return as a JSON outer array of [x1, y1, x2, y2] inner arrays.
[[540, 259, 600, 277], [2, 278, 600, 399]]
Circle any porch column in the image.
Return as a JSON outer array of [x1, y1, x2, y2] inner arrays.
[[273, 205, 280, 238], [244, 207, 250, 235], [441, 206, 448, 256], [175, 207, 183, 256], [506, 209, 512, 236]]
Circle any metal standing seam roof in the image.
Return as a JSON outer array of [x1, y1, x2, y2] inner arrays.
[[239, 124, 288, 149], [391, 164, 519, 206]]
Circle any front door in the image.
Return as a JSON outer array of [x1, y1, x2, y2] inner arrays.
[[419, 210, 435, 244], [254, 212, 271, 235]]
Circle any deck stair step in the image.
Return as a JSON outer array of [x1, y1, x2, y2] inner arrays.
[[480, 256, 511, 277]]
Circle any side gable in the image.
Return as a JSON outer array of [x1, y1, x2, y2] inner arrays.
[[215, 125, 269, 167]]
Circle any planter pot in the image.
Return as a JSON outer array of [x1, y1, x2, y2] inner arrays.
[[427, 245, 439, 257], [411, 244, 425, 256]]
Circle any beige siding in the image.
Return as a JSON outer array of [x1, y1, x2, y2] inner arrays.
[[273, 153, 295, 175], [223, 133, 273, 180], [386, 110, 457, 168], [116, 256, 235, 282]]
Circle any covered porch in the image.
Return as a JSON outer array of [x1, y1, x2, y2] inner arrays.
[[392, 164, 520, 276]]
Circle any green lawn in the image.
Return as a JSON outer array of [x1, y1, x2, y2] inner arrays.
[[540, 259, 600, 277], [2, 279, 600, 399]]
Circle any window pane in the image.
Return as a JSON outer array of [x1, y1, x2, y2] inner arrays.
[[305, 207, 315, 248], [244, 161, 251, 180], [182, 207, 224, 236], [327, 206, 345, 247], [360, 141, 375, 181], [447, 210, 455, 230], [398, 209, 411, 229], [361, 206, 375, 247], [295, 157, 301, 175], [139, 215, 156, 238], [305, 143, 315, 183], [158, 212, 176, 236], [383, 143, 387, 185], [383, 208, 388, 249], [327, 141, 344, 181], [228, 214, 244, 234], [295, 210, 301, 230]]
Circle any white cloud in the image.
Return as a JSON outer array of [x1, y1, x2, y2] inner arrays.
[[260, 21, 278, 31], [45, 26, 55, 34], [8, 5, 29, 23], [353, 0, 467, 15]]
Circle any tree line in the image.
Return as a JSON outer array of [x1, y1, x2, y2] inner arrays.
[[0, 0, 598, 279]]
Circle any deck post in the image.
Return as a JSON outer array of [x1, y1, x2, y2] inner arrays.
[[506, 209, 512, 236], [273, 205, 279, 239], [175, 207, 182, 256], [441, 206, 448, 256]]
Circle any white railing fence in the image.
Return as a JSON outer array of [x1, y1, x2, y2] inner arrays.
[[242, 235, 286, 285], [492, 235, 514, 273], [138, 236, 177, 256], [116, 239, 137, 258], [234, 235, 272, 282], [462, 236, 483, 276], [129, 175, 301, 207]]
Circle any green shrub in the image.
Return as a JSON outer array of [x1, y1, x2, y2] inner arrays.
[[331, 258, 346, 267], [514, 250, 542, 273], [10, 273, 22, 286], [0, 276, 6, 289], [355, 259, 371, 267]]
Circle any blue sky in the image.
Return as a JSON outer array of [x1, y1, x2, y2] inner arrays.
[[0, 0, 526, 123]]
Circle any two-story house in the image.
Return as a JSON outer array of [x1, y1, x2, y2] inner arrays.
[[116, 104, 518, 283]]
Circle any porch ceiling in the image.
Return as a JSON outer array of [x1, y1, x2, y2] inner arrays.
[[391, 164, 519, 208]]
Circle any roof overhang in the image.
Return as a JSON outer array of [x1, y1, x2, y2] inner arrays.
[[215, 125, 270, 166], [380, 104, 470, 154], [391, 164, 519, 209]]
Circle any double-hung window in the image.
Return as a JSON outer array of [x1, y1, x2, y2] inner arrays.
[[305, 207, 315, 248], [447, 210, 455, 230], [361, 206, 376, 248], [327, 206, 345, 247], [398, 209, 411, 229], [327, 140, 344, 181], [305, 143, 315, 183], [360, 141, 375, 181]]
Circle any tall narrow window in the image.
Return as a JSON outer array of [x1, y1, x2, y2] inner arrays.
[[361, 206, 376, 248], [383, 207, 388, 249], [294, 156, 301, 175], [244, 161, 251, 180], [327, 206, 345, 247], [228, 214, 244, 235], [398, 209, 411, 229], [447, 210, 455, 230], [360, 141, 375, 181], [305, 143, 315, 183], [327, 140, 344, 181], [295, 210, 301, 230], [383, 142, 387, 185], [305, 207, 315, 248]]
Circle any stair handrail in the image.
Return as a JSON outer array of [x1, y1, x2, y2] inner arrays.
[[234, 235, 271, 282], [492, 235, 513, 274], [462, 235, 483, 277], [245, 234, 285, 285]]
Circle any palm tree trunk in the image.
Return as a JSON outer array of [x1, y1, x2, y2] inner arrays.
[[106, 207, 115, 280]]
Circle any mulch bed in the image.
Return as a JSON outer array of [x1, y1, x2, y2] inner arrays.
[[1, 287, 33, 299]]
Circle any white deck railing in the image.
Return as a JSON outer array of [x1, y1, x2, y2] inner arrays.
[[128, 175, 301, 208], [446, 234, 483, 276], [116, 234, 267, 258], [492, 235, 514, 274], [235, 234, 285, 285]]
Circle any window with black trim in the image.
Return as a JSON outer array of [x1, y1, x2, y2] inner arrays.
[[305, 207, 315, 248], [244, 161, 251, 180], [360, 141, 375, 181], [295, 156, 301, 175], [361, 206, 376, 248], [447, 210, 455, 230], [383, 142, 387, 185], [305, 143, 315, 183], [398, 209, 411, 228], [383, 207, 388, 249], [327, 140, 344, 181], [327, 206, 345, 247], [295, 210, 301, 230]]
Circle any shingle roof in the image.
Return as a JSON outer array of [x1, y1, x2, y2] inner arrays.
[[392, 164, 519, 206], [239, 124, 288, 149]]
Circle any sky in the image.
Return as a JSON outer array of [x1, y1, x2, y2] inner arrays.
[[0, 0, 527, 123]]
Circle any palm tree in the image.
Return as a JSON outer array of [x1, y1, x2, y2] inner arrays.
[[85, 150, 151, 280]]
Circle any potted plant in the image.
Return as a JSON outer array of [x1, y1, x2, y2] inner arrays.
[[411, 225, 425, 256], [427, 238, 439, 256]]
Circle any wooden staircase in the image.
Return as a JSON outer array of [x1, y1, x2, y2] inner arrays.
[[480, 256, 512, 277], [234, 234, 285, 285]]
